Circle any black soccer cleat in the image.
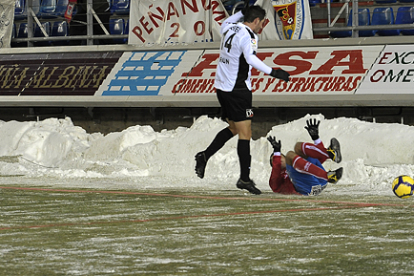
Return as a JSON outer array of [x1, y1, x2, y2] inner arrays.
[[327, 138, 342, 163], [327, 167, 343, 184], [195, 152, 207, 179], [236, 179, 262, 195]]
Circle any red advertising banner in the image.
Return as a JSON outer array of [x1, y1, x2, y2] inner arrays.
[[168, 46, 382, 96]]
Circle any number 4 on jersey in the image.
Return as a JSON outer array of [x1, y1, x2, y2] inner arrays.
[[221, 32, 236, 53]]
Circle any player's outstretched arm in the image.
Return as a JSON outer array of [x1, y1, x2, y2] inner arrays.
[[243, 52, 290, 83]]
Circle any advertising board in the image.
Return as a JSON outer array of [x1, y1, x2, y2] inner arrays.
[[97, 46, 383, 97], [357, 45, 414, 95]]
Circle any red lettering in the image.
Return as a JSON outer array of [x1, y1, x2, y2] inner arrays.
[[301, 77, 316, 92], [341, 78, 351, 91], [132, 26, 145, 43], [291, 78, 306, 92], [198, 79, 213, 92], [273, 51, 317, 75], [323, 77, 337, 91], [310, 50, 367, 75], [252, 78, 264, 92], [170, 23, 180, 37], [181, 0, 198, 14], [284, 79, 297, 92], [212, 0, 226, 24], [316, 77, 326, 92], [172, 79, 186, 93], [272, 79, 286, 92], [197, 79, 206, 93], [189, 79, 198, 93], [172, 78, 215, 93], [139, 16, 153, 35], [279, 80, 288, 92], [148, 7, 165, 28], [263, 78, 275, 92], [310, 77, 322, 92], [167, 2, 179, 20], [349, 76, 362, 91], [379, 52, 392, 64], [201, 0, 211, 10], [194, 21, 205, 36], [182, 54, 218, 77], [332, 76, 346, 91]]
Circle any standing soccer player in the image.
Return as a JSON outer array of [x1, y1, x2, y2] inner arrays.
[[195, 3, 290, 195]]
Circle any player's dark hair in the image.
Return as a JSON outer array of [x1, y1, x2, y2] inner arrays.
[[244, 5, 266, 23]]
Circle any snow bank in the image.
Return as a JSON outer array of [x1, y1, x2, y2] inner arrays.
[[0, 115, 413, 196]]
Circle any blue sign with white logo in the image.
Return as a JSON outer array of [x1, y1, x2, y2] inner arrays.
[[101, 51, 187, 96]]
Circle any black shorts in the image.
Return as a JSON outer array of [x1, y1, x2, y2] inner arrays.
[[216, 88, 253, 122]]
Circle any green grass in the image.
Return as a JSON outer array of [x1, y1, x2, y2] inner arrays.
[[1, 186, 414, 275]]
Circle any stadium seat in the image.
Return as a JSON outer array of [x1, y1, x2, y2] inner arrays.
[[309, 0, 321, 6], [330, 8, 375, 38], [110, 0, 117, 14], [222, 0, 238, 14], [374, 0, 397, 3], [15, 23, 30, 47], [125, 20, 129, 34], [109, 18, 126, 43], [15, 0, 41, 20], [396, 7, 414, 35], [124, 19, 129, 43], [32, 0, 41, 16], [111, 0, 130, 15], [34, 22, 52, 46], [17, 23, 29, 39], [355, 8, 376, 37], [15, 0, 25, 17], [55, 0, 69, 17], [51, 21, 70, 45], [40, 0, 58, 18], [11, 24, 17, 47], [12, 23, 16, 39], [372, 7, 400, 36]]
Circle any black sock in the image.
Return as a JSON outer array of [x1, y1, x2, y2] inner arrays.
[[204, 128, 234, 160], [237, 139, 251, 182]]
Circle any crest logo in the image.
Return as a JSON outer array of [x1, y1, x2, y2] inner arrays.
[[274, 3, 297, 40], [251, 39, 258, 51], [246, 109, 254, 118]]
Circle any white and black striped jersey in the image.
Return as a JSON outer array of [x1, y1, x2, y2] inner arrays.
[[214, 11, 272, 92]]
